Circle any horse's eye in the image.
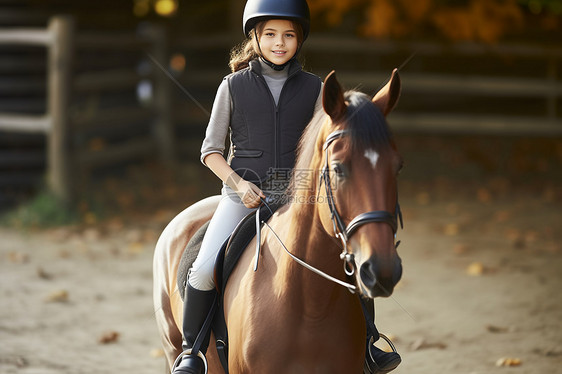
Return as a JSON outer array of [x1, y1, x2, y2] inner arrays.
[[333, 163, 346, 178]]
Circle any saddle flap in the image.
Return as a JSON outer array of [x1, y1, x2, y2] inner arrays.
[[214, 202, 281, 293]]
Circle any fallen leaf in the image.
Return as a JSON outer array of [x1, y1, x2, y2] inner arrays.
[[486, 324, 515, 333], [466, 262, 485, 276], [8, 252, 30, 264], [37, 267, 53, 280], [45, 290, 69, 303], [410, 338, 447, 351], [99, 331, 120, 344], [496, 357, 522, 367]]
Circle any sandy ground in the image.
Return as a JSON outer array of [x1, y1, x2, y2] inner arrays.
[[2, 194, 561, 374], [1, 137, 561, 374]]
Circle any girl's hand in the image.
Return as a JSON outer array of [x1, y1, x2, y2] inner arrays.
[[235, 180, 265, 209], [202, 154, 265, 208]]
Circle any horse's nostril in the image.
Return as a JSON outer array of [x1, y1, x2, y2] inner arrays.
[[360, 261, 377, 289], [360, 257, 401, 297]]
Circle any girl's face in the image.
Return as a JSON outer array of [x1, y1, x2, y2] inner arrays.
[[258, 19, 299, 66]]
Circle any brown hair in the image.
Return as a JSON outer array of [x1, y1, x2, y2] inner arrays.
[[229, 19, 304, 73]]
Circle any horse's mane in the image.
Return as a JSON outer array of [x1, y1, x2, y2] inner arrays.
[[286, 90, 393, 200]]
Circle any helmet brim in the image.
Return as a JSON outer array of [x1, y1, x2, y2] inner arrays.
[[244, 15, 310, 40]]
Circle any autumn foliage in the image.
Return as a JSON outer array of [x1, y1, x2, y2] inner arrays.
[[308, 0, 560, 42]]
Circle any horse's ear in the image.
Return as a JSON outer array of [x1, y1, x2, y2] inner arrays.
[[323, 71, 347, 122], [373, 68, 401, 116]]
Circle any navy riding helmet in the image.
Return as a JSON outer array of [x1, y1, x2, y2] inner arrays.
[[243, 0, 311, 40]]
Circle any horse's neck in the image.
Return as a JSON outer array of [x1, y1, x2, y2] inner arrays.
[[272, 199, 350, 318]]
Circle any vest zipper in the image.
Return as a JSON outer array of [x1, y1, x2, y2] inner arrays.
[[256, 66, 300, 177]]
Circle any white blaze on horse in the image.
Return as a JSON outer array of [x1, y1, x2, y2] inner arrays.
[[153, 69, 403, 373]]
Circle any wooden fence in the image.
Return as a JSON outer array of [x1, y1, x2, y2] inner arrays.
[[305, 37, 562, 135], [1, 17, 561, 205], [0, 16, 172, 204]]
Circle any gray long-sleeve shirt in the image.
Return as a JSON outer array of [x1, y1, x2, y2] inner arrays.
[[200, 59, 323, 166]]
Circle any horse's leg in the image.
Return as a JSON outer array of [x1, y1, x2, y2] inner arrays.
[[153, 196, 221, 371]]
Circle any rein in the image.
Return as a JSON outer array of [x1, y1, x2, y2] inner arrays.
[[255, 129, 403, 294]]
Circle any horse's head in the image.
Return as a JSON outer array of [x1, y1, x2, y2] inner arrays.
[[317, 69, 403, 298]]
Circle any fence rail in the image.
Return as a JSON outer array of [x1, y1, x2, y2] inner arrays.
[[1, 19, 561, 205], [174, 33, 561, 134], [0, 16, 170, 204], [0, 28, 52, 46], [0, 113, 50, 133]]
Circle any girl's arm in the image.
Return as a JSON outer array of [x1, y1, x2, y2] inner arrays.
[[203, 153, 265, 209]]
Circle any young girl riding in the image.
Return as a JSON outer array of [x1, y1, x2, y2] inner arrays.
[[172, 1, 401, 373]]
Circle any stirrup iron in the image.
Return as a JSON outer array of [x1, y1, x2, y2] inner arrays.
[[171, 348, 208, 374]]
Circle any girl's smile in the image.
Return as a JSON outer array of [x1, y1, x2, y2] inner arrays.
[[259, 19, 299, 66]]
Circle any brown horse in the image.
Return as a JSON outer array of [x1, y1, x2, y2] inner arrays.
[[153, 69, 403, 373]]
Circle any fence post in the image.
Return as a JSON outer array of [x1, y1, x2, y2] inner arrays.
[[47, 15, 74, 204]]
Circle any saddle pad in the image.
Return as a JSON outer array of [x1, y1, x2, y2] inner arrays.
[[177, 202, 281, 300], [177, 221, 210, 300]]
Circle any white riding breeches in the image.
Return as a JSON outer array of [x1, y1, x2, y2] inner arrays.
[[188, 187, 255, 291]]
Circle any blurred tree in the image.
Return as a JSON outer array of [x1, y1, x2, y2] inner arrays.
[[308, 0, 561, 42]]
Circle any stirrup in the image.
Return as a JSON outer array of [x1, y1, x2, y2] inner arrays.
[[365, 333, 400, 374], [368, 333, 398, 362], [171, 348, 208, 374]]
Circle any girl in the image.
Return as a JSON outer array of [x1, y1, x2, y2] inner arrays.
[[173, 1, 400, 373]]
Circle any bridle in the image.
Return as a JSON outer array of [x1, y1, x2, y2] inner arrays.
[[259, 128, 403, 293], [319, 129, 403, 278]]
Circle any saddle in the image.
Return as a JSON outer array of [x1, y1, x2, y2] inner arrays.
[[176, 201, 282, 373]]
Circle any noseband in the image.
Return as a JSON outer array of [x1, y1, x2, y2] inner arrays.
[[320, 130, 403, 277]]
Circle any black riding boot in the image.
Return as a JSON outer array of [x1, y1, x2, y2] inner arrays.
[[363, 298, 401, 374], [172, 283, 217, 374]]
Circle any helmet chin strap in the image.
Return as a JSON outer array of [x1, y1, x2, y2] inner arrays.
[[254, 29, 300, 71]]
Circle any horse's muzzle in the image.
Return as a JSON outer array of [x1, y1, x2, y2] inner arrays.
[[359, 255, 402, 298]]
